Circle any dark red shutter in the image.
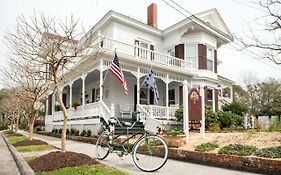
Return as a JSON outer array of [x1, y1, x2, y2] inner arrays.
[[175, 44, 184, 60], [215, 89, 218, 112], [150, 44, 154, 60], [134, 40, 139, 56], [198, 44, 207, 69], [214, 50, 217, 73], [179, 86, 183, 106]]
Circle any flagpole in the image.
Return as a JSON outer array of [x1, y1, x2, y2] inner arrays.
[[102, 48, 117, 87]]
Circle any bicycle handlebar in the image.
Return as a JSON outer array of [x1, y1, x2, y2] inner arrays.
[[109, 116, 137, 130]]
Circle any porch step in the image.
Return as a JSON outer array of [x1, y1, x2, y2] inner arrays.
[[114, 118, 144, 135]]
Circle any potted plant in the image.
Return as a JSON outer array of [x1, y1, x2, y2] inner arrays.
[[162, 129, 186, 148], [72, 102, 80, 109], [54, 104, 61, 111]]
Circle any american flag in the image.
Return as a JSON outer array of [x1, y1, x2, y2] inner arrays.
[[110, 53, 128, 95]]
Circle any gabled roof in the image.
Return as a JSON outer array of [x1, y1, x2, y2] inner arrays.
[[163, 8, 233, 42], [84, 8, 233, 44]]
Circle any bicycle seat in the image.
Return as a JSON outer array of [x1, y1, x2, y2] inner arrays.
[[122, 121, 132, 127]]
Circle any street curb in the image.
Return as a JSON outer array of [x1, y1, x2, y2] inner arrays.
[[1, 132, 35, 175]]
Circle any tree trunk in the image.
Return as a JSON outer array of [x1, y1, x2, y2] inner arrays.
[[10, 117, 14, 131], [29, 116, 36, 140], [55, 81, 69, 152]]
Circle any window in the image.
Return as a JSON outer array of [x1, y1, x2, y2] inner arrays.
[[91, 88, 100, 102], [207, 89, 213, 107], [139, 41, 149, 59], [168, 49, 175, 57], [168, 89, 175, 105], [185, 44, 197, 69], [207, 47, 214, 71], [140, 88, 148, 104]]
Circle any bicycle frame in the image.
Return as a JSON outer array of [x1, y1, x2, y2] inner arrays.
[[105, 128, 147, 155]]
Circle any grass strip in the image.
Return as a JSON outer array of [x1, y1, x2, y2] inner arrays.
[[16, 145, 53, 152], [36, 165, 129, 175]]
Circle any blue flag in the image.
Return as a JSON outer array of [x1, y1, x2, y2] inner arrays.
[[143, 69, 160, 104]]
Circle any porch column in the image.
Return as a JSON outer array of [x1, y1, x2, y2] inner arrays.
[[212, 88, 216, 111], [137, 67, 140, 106], [82, 75, 87, 106], [200, 85, 206, 139], [100, 59, 103, 101], [45, 98, 49, 115], [166, 74, 169, 120], [69, 82, 73, 108], [183, 80, 189, 143]]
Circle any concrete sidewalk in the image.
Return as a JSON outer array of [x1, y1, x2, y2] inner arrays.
[[19, 130, 263, 175], [0, 132, 20, 175]]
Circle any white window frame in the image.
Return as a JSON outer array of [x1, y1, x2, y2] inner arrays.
[[185, 43, 198, 69], [207, 46, 214, 71]]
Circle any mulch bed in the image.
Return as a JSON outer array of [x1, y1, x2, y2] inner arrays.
[[13, 139, 48, 147], [29, 151, 100, 172], [3, 131, 23, 136]]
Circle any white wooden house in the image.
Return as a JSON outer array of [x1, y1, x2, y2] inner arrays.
[[45, 3, 234, 135]]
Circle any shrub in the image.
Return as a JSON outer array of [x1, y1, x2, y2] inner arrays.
[[174, 106, 183, 121], [80, 129, 87, 136], [52, 128, 58, 133], [256, 146, 281, 158], [70, 128, 76, 135], [217, 112, 242, 129], [86, 129, 92, 137], [218, 144, 257, 156], [0, 124, 9, 131], [58, 128, 62, 134], [222, 100, 248, 116], [208, 123, 221, 132], [166, 130, 184, 136], [195, 143, 219, 152], [74, 129, 80, 136], [66, 129, 70, 135], [205, 106, 219, 128]]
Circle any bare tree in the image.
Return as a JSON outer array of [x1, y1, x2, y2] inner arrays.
[[238, 0, 281, 64], [4, 12, 98, 151]]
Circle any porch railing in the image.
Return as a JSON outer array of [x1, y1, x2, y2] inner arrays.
[[100, 35, 192, 70], [51, 101, 110, 124], [138, 104, 178, 120]]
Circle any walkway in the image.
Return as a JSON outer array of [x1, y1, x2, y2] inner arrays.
[[0, 132, 20, 175], [19, 131, 263, 175]]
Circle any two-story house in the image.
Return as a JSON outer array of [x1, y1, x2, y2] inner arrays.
[[45, 3, 234, 135]]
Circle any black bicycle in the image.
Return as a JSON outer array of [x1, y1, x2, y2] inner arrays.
[[96, 117, 168, 172]]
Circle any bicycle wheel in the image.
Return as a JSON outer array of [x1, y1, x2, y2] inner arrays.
[[132, 135, 168, 172], [96, 132, 110, 160]]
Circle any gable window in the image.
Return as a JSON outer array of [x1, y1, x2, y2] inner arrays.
[[207, 47, 214, 71], [185, 44, 197, 69]]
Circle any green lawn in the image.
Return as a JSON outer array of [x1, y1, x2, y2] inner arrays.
[[24, 156, 38, 163], [36, 165, 129, 175], [16, 145, 54, 152], [6, 135, 28, 144]]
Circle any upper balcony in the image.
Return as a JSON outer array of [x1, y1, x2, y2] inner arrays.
[[89, 33, 193, 74]]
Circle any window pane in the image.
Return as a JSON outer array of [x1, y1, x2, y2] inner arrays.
[[185, 44, 197, 68], [207, 60, 213, 71]]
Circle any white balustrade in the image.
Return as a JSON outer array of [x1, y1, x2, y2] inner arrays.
[[138, 104, 179, 120], [100, 36, 192, 70], [100, 101, 111, 124]]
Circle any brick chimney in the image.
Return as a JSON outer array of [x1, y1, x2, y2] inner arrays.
[[147, 3, 157, 28]]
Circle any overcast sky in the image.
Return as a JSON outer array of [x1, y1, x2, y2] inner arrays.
[[1, 0, 280, 88]]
